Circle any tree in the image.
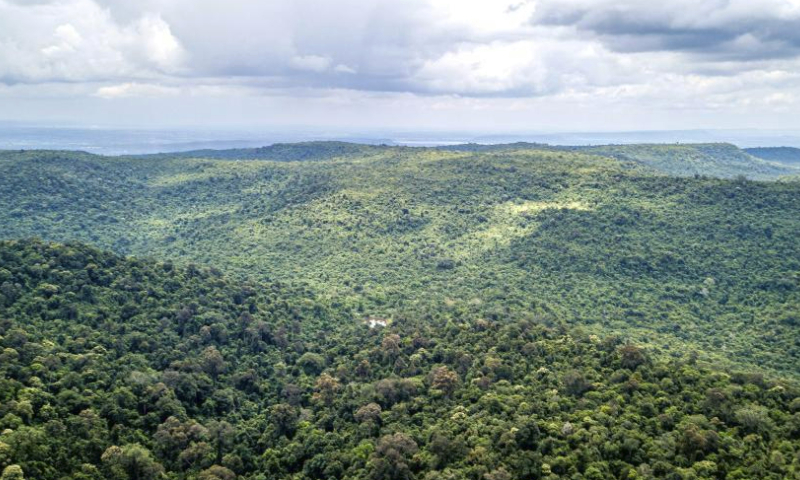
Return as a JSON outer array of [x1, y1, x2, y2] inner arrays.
[[355, 403, 382, 424], [430, 366, 458, 396], [101, 444, 164, 480], [207, 421, 235, 465], [735, 405, 774, 436], [0, 442, 13, 467], [428, 433, 466, 469], [381, 334, 402, 359], [370, 433, 418, 480], [515, 419, 541, 451], [153, 417, 208, 463], [1, 465, 24, 480], [297, 352, 326, 375], [563, 370, 591, 396], [270, 403, 299, 437], [619, 344, 647, 370], [484, 468, 511, 480], [313, 373, 341, 406], [201, 347, 226, 378], [678, 417, 719, 461], [197, 465, 236, 480]]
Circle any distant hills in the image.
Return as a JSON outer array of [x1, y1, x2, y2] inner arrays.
[[154, 141, 385, 162], [746, 146, 800, 166], [440, 142, 797, 180], [19, 140, 797, 181], [574, 143, 795, 179], [137, 141, 800, 180]]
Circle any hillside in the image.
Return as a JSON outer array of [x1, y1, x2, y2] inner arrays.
[[1, 145, 799, 379], [440, 142, 796, 180], [746, 147, 800, 167], [1, 239, 799, 480], [573, 144, 794, 180], [141, 141, 794, 180], [146, 141, 388, 162]]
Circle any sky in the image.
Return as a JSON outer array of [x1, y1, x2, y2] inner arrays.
[[1, 0, 800, 132]]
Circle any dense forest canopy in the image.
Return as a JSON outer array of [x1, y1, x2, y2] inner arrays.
[[1, 239, 799, 480], [0, 142, 799, 479], [1, 144, 799, 377]]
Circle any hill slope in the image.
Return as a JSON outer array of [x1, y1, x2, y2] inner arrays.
[[746, 147, 800, 167], [1, 240, 799, 480], [1, 146, 799, 379], [573, 143, 794, 179], [440, 142, 796, 179], [147, 141, 387, 161]]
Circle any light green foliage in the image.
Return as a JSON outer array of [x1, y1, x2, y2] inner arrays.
[[1, 465, 23, 480], [1, 144, 799, 376]]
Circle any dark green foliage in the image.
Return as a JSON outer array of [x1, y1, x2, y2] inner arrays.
[[1, 240, 800, 480]]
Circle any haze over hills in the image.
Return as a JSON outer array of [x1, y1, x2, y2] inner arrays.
[[5, 124, 800, 155], [147, 141, 798, 180], [438, 143, 797, 180], [746, 147, 800, 166]]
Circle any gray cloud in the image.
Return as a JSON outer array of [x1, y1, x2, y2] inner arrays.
[[1, 0, 800, 130], [531, 0, 800, 61]]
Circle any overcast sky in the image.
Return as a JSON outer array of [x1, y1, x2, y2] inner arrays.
[[2, 0, 800, 132]]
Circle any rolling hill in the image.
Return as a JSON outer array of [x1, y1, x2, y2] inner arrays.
[[1, 144, 799, 379], [569, 143, 795, 179], [152, 141, 387, 162], [441, 142, 797, 180]]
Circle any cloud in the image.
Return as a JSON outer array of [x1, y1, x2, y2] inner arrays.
[[1, 0, 800, 130], [0, 0, 185, 84], [531, 0, 800, 61], [132, 14, 185, 71], [290, 55, 333, 73], [412, 38, 642, 96], [10, 0, 799, 96], [334, 64, 357, 74], [94, 82, 179, 99]]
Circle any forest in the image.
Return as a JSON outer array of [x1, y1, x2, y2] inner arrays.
[[1, 239, 799, 480], [0, 142, 799, 479]]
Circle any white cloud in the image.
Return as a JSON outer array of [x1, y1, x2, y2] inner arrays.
[[334, 64, 357, 74], [290, 54, 333, 73], [427, 0, 536, 35], [413, 37, 648, 96], [0, 0, 185, 83], [95, 82, 179, 99], [132, 14, 185, 72]]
